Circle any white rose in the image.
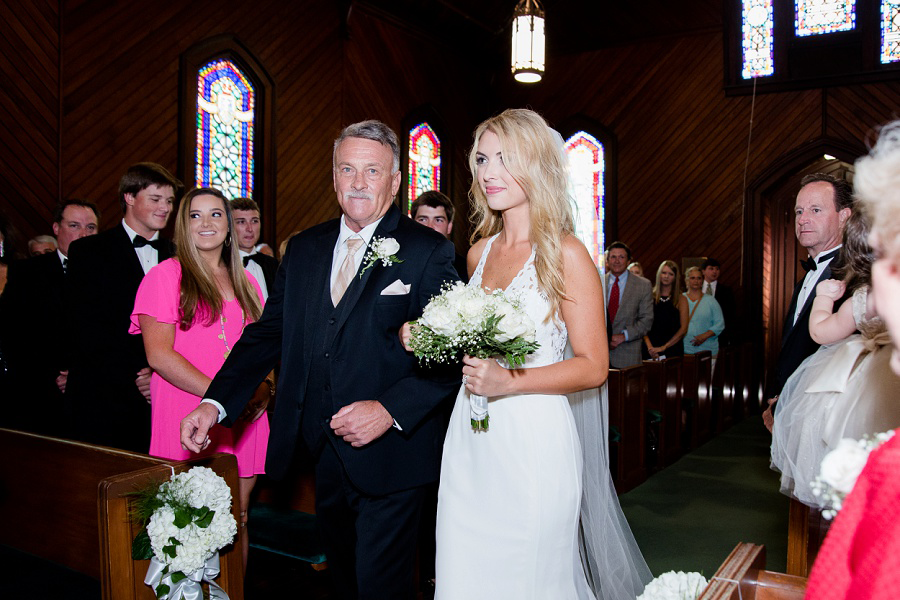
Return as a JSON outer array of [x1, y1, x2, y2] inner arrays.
[[819, 438, 870, 494], [377, 237, 400, 256], [458, 293, 489, 325], [492, 300, 535, 342], [421, 303, 459, 336]]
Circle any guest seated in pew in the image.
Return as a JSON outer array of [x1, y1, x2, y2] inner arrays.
[[806, 120, 900, 599], [771, 204, 900, 509], [682, 266, 724, 367], [643, 260, 688, 360], [130, 187, 269, 566]]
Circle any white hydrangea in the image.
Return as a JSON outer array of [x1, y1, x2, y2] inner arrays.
[[145, 466, 237, 576], [637, 571, 708, 600]]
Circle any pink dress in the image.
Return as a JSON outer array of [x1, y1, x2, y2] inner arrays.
[[130, 258, 269, 477]]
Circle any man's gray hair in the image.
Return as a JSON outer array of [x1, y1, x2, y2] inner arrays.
[[333, 120, 401, 173], [28, 235, 58, 250]]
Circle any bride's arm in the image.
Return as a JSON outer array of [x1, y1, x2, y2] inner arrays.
[[463, 236, 608, 396]]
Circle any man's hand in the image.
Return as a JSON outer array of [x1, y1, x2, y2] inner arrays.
[[180, 402, 220, 452], [399, 322, 416, 352], [330, 400, 393, 448], [56, 370, 68, 393], [136, 367, 153, 403], [610, 333, 626, 349], [762, 396, 777, 433]]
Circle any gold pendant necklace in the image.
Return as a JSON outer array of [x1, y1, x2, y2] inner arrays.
[[218, 305, 246, 359]]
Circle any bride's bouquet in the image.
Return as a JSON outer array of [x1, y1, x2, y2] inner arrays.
[[131, 466, 238, 599], [409, 281, 539, 431]]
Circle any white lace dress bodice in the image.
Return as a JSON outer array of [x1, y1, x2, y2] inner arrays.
[[468, 234, 568, 368]]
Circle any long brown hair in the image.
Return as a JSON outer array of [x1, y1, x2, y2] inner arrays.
[[174, 187, 261, 330], [652, 260, 683, 303], [468, 109, 575, 321]]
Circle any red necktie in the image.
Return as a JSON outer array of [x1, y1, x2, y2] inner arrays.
[[608, 276, 620, 325]]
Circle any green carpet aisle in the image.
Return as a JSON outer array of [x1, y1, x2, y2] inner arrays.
[[620, 416, 789, 579]]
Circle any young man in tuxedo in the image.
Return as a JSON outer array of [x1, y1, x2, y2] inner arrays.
[[602, 241, 654, 368], [0, 199, 99, 434], [762, 173, 852, 431], [231, 197, 278, 300], [65, 163, 181, 451], [411, 190, 468, 282], [181, 121, 459, 600], [701, 258, 738, 345]]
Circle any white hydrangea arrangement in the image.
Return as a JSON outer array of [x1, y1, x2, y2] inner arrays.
[[636, 570, 708, 600], [409, 281, 539, 430], [132, 466, 237, 599], [811, 430, 895, 519]]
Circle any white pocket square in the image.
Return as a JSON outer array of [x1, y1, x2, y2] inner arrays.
[[381, 279, 411, 295]]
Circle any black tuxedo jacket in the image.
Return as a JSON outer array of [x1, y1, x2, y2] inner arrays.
[[768, 257, 843, 399], [713, 282, 738, 345], [64, 224, 173, 450], [0, 252, 66, 432], [207, 204, 460, 495], [246, 251, 278, 291]]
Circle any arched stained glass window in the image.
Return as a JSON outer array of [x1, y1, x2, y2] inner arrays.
[[195, 59, 255, 199], [407, 122, 441, 212], [742, 0, 775, 78], [882, 1, 900, 63], [565, 131, 605, 267], [796, 0, 855, 36]]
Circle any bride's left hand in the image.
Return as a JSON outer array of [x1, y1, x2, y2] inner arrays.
[[462, 355, 514, 397]]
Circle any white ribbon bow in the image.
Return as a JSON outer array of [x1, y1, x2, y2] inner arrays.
[[144, 553, 229, 600]]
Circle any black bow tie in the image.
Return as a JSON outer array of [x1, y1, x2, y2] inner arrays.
[[133, 235, 163, 250], [243, 254, 257, 267], [801, 248, 839, 272]]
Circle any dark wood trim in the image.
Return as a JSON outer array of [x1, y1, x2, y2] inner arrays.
[[178, 34, 277, 247]]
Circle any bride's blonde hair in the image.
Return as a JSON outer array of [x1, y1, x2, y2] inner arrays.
[[468, 109, 575, 320]]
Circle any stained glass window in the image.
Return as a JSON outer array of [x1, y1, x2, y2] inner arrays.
[[407, 122, 441, 212], [565, 131, 605, 267], [796, 0, 855, 36], [742, 0, 775, 78], [882, 1, 900, 63], [195, 59, 255, 199]]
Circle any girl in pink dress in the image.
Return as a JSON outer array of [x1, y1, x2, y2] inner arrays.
[[130, 187, 269, 566]]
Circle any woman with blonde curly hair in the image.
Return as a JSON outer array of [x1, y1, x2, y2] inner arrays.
[[433, 109, 650, 599]]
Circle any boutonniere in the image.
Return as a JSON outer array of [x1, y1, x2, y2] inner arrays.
[[360, 237, 403, 278]]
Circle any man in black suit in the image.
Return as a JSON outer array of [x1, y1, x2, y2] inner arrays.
[[65, 163, 181, 451], [0, 199, 99, 434], [701, 258, 738, 345], [762, 173, 852, 431], [181, 121, 459, 600], [231, 197, 278, 299], [411, 190, 468, 282]]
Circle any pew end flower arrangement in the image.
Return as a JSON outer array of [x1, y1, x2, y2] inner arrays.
[[131, 466, 237, 599], [636, 570, 708, 600], [409, 281, 539, 431]]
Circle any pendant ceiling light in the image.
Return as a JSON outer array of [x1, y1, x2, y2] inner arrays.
[[511, 0, 545, 83]]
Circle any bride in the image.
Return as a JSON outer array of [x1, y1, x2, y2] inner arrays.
[[428, 109, 650, 599]]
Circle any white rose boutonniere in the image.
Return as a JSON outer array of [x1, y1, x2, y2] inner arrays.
[[360, 236, 403, 278]]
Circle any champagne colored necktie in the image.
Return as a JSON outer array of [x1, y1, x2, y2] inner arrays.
[[331, 237, 364, 306]]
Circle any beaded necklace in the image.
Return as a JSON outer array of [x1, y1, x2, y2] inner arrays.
[[218, 304, 246, 359]]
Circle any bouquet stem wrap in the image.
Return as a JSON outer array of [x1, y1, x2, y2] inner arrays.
[[144, 553, 229, 600], [469, 393, 489, 431]]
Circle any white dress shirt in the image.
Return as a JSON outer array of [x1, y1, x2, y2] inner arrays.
[[702, 280, 718, 296], [794, 244, 841, 326], [121, 219, 162, 275], [239, 249, 269, 301]]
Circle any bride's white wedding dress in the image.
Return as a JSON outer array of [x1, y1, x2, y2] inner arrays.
[[435, 235, 650, 600]]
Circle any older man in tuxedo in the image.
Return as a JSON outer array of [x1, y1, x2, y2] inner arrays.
[[65, 163, 180, 451], [762, 173, 852, 430], [181, 121, 459, 600], [0, 199, 99, 433], [603, 241, 653, 368]]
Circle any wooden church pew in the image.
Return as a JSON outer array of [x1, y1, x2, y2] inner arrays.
[[785, 498, 831, 577], [643, 356, 684, 467], [682, 351, 713, 449], [0, 428, 244, 600], [700, 542, 807, 600], [607, 365, 647, 493], [713, 345, 736, 434]]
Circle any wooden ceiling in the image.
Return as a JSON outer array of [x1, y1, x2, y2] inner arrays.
[[355, 0, 723, 56]]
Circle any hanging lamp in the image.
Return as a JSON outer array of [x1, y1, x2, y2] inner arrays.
[[511, 0, 545, 83]]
